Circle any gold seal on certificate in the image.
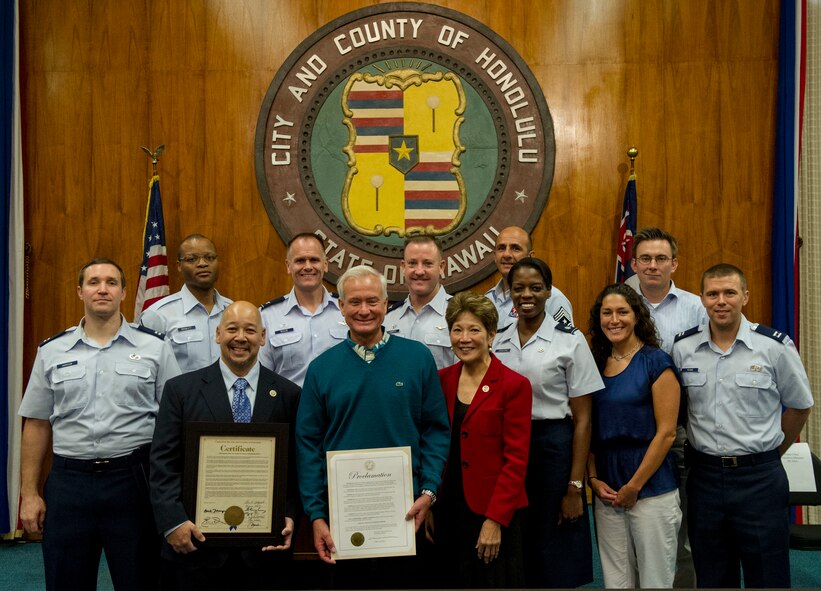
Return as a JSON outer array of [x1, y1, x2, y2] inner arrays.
[[224, 506, 245, 528], [327, 446, 416, 560]]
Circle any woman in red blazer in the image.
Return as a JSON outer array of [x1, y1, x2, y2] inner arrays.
[[432, 291, 532, 589]]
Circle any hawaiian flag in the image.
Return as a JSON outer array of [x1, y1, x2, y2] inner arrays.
[[615, 175, 637, 283], [134, 176, 169, 318]]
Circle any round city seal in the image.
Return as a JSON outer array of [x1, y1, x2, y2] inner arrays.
[[351, 532, 366, 547], [255, 3, 555, 299]]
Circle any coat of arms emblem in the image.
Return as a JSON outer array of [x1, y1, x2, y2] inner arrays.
[[341, 69, 467, 237]]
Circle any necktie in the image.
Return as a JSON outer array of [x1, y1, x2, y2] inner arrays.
[[232, 378, 251, 423]]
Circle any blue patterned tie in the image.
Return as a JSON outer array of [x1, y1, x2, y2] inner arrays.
[[232, 378, 251, 423]]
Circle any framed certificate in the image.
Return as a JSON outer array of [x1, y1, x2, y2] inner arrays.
[[183, 422, 289, 547], [327, 446, 416, 560]]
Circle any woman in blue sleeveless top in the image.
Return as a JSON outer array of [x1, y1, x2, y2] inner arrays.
[[587, 283, 682, 588]]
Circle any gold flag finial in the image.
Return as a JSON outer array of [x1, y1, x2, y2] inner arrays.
[[141, 144, 165, 176], [627, 146, 638, 177]]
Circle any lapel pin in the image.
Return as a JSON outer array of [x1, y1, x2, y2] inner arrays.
[[269, 389, 277, 397], [537, 348, 544, 353], [129, 353, 141, 360], [482, 385, 490, 393]]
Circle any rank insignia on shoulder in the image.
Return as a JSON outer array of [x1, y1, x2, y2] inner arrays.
[[260, 295, 286, 310], [752, 324, 788, 343], [39, 328, 72, 348], [135, 324, 164, 339], [555, 322, 577, 334], [674, 326, 700, 342]]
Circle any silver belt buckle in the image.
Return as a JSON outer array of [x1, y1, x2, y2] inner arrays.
[[720, 456, 738, 468], [92, 458, 110, 470]]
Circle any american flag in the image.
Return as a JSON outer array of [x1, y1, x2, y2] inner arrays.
[[134, 176, 169, 318], [615, 175, 637, 283]]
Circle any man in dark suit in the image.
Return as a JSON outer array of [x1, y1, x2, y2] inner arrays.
[[150, 301, 301, 590]]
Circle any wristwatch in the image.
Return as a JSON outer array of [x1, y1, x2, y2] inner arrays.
[[420, 488, 437, 505], [568, 480, 583, 490]]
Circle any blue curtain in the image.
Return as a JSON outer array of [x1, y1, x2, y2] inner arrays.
[[0, 0, 16, 533], [772, 0, 799, 340]]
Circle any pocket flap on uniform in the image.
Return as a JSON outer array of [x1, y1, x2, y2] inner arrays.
[[270, 329, 302, 347], [170, 328, 204, 344], [423, 332, 449, 347], [51, 364, 86, 383], [330, 326, 348, 340], [735, 372, 772, 389], [115, 362, 152, 379], [681, 372, 707, 387]]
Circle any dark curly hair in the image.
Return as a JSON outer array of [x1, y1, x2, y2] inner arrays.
[[588, 283, 660, 371]]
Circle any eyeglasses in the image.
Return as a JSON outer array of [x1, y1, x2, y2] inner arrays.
[[634, 255, 672, 265], [178, 253, 218, 264]]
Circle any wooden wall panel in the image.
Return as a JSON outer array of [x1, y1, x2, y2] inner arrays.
[[21, 0, 779, 377]]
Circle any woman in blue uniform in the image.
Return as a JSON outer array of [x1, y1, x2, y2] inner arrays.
[[492, 258, 603, 588]]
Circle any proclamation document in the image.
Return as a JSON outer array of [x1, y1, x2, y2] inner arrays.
[[196, 435, 276, 534], [327, 446, 416, 560]]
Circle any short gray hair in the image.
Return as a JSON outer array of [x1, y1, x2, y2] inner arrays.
[[337, 265, 388, 301]]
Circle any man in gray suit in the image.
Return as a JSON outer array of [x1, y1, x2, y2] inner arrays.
[[150, 301, 301, 590]]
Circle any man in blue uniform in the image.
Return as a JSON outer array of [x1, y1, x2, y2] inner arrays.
[[140, 234, 232, 372], [384, 235, 455, 369], [672, 263, 813, 588], [258, 233, 346, 386], [20, 258, 181, 590], [485, 226, 573, 330]]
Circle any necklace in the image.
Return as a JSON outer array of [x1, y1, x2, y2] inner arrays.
[[611, 341, 642, 361]]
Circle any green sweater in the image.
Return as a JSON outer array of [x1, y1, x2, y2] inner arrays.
[[296, 335, 450, 521]]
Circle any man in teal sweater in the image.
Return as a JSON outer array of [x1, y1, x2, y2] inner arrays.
[[296, 265, 450, 585]]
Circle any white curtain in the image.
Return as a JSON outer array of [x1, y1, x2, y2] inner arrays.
[[798, 0, 821, 524]]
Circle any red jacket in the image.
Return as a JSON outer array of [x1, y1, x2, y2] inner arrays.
[[438, 355, 532, 526]]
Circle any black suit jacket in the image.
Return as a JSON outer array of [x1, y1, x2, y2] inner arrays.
[[150, 361, 301, 561]]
